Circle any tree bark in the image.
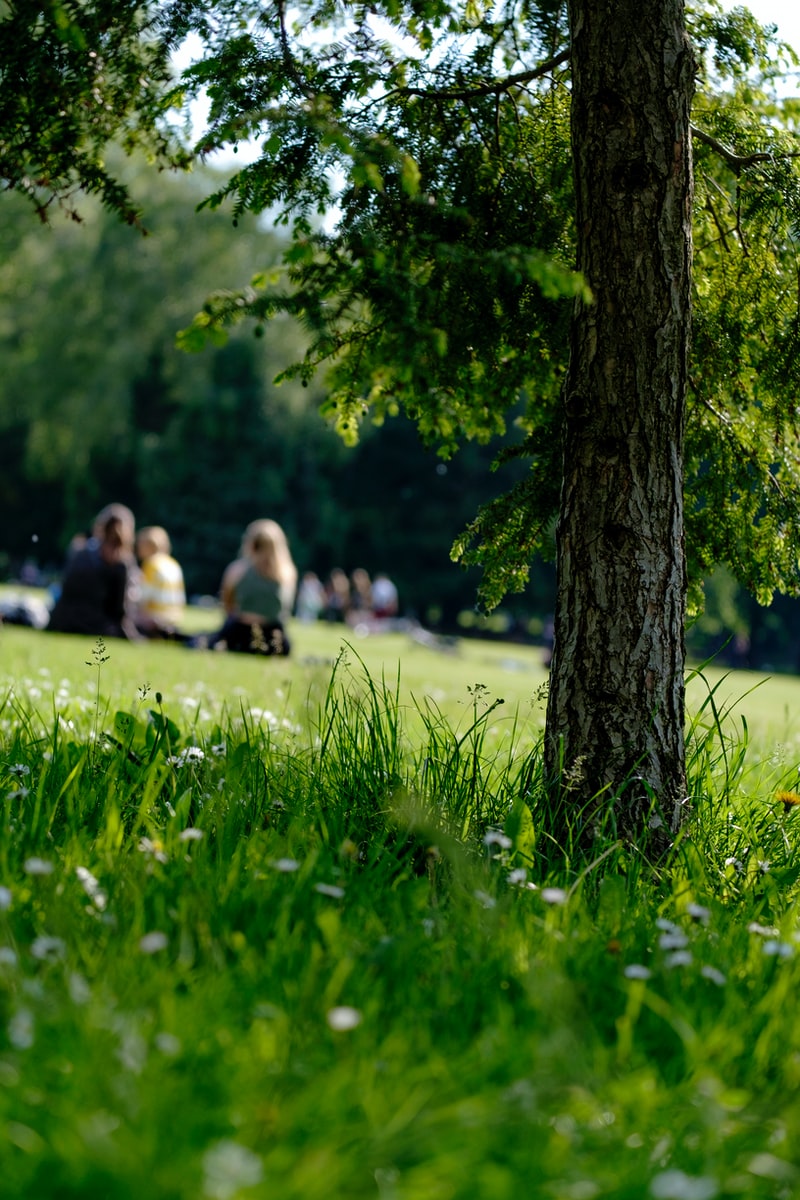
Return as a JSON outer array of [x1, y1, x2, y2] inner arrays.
[[545, 0, 695, 843]]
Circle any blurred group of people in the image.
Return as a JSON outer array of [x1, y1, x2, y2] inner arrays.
[[27, 502, 399, 658], [46, 504, 297, 657], [295, 567, 399, 627]]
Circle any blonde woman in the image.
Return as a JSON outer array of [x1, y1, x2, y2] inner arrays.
[[213, 519, 297, 655], [135, 525, 186, 637]]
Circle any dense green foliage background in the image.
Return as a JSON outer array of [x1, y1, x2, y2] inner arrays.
[[0, 163, 552, 626]]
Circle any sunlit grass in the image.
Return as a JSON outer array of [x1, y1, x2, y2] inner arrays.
[[2, 622, 800, 1196]]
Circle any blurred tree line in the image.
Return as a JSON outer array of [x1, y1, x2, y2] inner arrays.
[[3, 157, 798, 662], [0, 159, 554, 629]]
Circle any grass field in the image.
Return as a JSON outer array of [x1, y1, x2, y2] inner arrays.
[[3, 617, 800, 1198]]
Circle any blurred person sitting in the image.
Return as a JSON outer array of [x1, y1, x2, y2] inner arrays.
[[135, 525, 186, 638], [371, 572, 399, 620], [48, 503, 140, 639], [323, 567, 351, 623], [295, 570, 325, 623], [347, 568, 373, 625], [210, 519, 297, 656]]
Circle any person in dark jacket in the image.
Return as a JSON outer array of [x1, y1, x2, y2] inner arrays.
[[48, 504, 140, 639]]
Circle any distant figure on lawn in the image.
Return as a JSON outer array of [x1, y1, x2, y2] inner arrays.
[[371, 573, 399, 620], [48, 503, 140, 639], [210, 519, 298, 655], [135, 525, 186, 638], [295, 570, 326, 623]]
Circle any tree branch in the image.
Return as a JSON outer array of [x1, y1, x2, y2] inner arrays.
[[691, 124, 800, 173], [393, 47, 570, 102]]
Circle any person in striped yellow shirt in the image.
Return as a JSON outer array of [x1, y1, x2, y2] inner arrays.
[[135, 525, 186, 637]]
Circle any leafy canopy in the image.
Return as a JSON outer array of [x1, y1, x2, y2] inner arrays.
[[0, 0, 188, 223], [7, 0, 800, 611]]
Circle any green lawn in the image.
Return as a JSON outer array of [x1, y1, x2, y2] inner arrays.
[[3, 616, 800, 1197]]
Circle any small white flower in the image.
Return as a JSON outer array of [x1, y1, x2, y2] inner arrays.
[[659, 932, 689, 951], [7, 764, 30, 778], [483, 829, 513, 850], [8, 1008, 35, 1050], [0, 886, 11, 911], [155, 1031, 182, 1056], [686, 903, 710, 924], [210, 743, 227, 757], [540, 887, 567, 905], [30, 935, 66, 961], [326, 1006, 362, 1031], [664, 950, 693, 969], [507, 868, 528, 885], [649, 1169, 718, 1200], [138, 838, 168, 864], [270, 858, 300, 873], [624, 964, 651, 980], [656, 918, 681, 933], [748, 922, 779, 938], [474, 889, 497, 909], [700, 965, 726, 987], [0, 946, 18, 966], [23, 858, 54, 876], [314, 882, 345, 899], [763, 940, 793, 958], [75, 866, 107, 911], [139, 931, 169, 954], [203, 1140, 263, 1200], [7, 787, 30, 800], [178, 827, 204, 842]]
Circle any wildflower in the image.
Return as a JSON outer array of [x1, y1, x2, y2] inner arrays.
[[649, 1169, 718, 1200], [203, 1140, 263, 1200], [507, 868, 528, 885], [8, 1008, 35, 1050], [314, 882, 345, 899], [326, 1006, 362, 1031], [540, 887, 568, 905], [155, 1031, 181, 1056], [139, 931, 169, 954], [474, 889, 497, 909], [75, 866, 107, 911], [0, 947, 17, 966], [664, 950, 693, 968], [659, 931, 689, 951], [624, 964, 651, 980], [167, 747, 205, 768], [30, 935, 66, 961], [483, 829, 513, 850], [686, 903, 710, 925], [763, 940, 793, 958], [748, 922, 779, 937], [178, 827, 204, 842], [7, 764, 30, 778], [776, 789, 800, 814], [0, 887, 11, 911], [7, 788, 30, 801], [210, 743, 226, 757], [23, 858, 54, 876], [138, 837, 168, 864], [700, 965, 726, 987], [270, 857, 300, 873]]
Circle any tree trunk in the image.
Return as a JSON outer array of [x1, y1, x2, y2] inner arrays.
[[545, 0, 696, 843]]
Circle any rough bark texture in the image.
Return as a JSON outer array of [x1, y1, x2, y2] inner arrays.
[[545, 0, 695, 842]]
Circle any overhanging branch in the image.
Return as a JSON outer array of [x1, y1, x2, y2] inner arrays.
[[393, 47, 570, 102], [691, 124, 800, 173]]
